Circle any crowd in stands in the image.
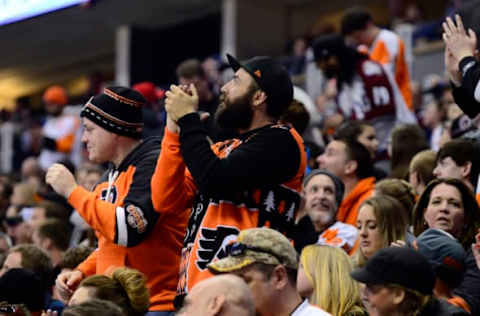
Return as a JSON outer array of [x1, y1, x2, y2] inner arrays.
[[2, 2, 480, 316]]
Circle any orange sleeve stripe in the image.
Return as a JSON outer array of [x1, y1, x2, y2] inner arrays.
[[395, 41, 413, 110], [370, 40, 391, 66]]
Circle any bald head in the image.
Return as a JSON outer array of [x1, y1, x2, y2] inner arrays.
[[179, 275, 254, 316]]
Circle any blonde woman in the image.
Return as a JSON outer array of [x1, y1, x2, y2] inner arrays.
[[68, 267, 149, 316], [297, 245, 367, 316]]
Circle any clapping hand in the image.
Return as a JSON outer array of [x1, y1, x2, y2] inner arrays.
[[443, 14, 477, 64], [165, 84, 199, 123]]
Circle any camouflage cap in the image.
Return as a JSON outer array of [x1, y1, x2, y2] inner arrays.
[[208, 227, 298, 273]]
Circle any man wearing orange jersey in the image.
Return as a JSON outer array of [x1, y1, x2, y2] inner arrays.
[[341, 7, 413, 110]]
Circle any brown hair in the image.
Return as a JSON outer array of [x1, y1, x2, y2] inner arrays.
[[9, 244, 52, 288], [59, 246, 95, 270], [78, 267, 149, 316], [356, 196, 409, 266], [412, 178, 480, 249], [35, 219, 70, 251], [63, 299, 125, 316], [390, 124, 429, 179], [409, 150, 436, 187], [36, 200, 69, 222], [375, 179, 416, 224]]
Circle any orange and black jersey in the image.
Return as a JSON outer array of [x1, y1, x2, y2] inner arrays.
[[153, 113, 307, 307], [69, 136, 188, 311]]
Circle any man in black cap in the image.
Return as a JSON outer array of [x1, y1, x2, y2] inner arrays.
[[155, 54, 307, 307], [351, 246, 469, 316], [45, 87, 189, 315]]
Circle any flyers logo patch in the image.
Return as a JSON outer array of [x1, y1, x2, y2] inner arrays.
[[196, 226, 240, 270], [126, 204, 148, 234], [100, 187, 117, 203], [254, 70, 261, 78]]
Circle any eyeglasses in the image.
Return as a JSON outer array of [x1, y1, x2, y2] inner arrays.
[[226, 242, 284, 264]]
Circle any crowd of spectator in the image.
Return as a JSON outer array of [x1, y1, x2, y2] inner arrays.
[[2, 2, 480, 316]]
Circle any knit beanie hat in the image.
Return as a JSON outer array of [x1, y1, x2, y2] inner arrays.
[[303, 169, 345, 206], [81, 86, 146, 139]]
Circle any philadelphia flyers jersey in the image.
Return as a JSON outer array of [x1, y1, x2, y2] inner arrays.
[[68, 136, 188, 311], [152, 115, 307, 307], [337, 57, 416, 151]]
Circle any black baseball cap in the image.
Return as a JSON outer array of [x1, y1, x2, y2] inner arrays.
[[226, 54, 293, 117], [350, 246, 435, 295]]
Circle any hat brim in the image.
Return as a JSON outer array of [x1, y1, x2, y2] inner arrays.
[[226, 54, 242, 72], [208, 255, 255, 274], [350, 267, 381, 285]]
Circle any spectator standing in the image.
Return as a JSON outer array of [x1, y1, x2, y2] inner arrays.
[[312, 35, 416, 153], [341, 7, 413, 110], [45, 87, 188, 314], [157, 54, 307, 305]]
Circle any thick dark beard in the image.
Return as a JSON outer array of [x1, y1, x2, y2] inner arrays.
[[215, 90, 255, 131]]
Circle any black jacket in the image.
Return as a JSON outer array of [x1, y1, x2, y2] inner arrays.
[[420, 298, 470, 316]]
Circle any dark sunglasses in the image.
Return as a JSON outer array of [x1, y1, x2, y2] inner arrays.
[[226, 242, 284, 264]]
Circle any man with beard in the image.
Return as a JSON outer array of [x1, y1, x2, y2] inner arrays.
[[153, 54, 307, 308], [312, 34, 415, 153], [301, 169, 358, 254], [38, 85, 81, 171]]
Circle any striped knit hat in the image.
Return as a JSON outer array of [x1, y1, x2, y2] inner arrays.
[[81, 86, 146, 139]]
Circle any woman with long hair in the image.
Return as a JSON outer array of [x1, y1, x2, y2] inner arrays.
[[297, 245, 367, 316], [355, 195, 409, 267]]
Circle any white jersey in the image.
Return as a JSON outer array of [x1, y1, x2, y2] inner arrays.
[[292, 300, 332, 316], [38, 113, 80, 170]]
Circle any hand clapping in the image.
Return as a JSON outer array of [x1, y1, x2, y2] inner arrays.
[[164, 83, 199, 123]]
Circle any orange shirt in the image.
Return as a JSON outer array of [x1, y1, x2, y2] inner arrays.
[[370, 29, 413, 110], [337, 177, 376, 226], [70, 137, 188, 311]]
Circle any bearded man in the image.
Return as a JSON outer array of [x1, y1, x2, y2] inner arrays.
[[152, 54, 307, 308]]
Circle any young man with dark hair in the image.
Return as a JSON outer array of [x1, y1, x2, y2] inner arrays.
[[157, 54, 307, 306], [317, 138, 374, 225], [433, 138, 480, 199], [208, 228, 330, 316], [32, 219, 70, 267], [341, 7, 413, 110]]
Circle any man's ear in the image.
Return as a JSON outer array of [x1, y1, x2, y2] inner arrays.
[[461, 161, 472, 179], [271, 265, 289, 290], [392, 287, 405, 305], [344, 160, 358, 177], [209, 294, 226, 316], [252, 90, 267, 107]]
